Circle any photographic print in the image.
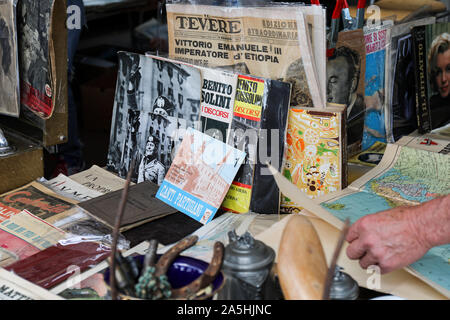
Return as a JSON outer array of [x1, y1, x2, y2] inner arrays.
[[0, 0, 20, 117], [107, 52, 201, 185]]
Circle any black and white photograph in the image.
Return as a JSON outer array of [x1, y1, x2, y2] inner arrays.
[[0, 0, 20, 117], [107, 51, 201, 185], [17, 0, 53, 119]]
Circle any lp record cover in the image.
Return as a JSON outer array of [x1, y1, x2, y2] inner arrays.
[[156, 128, 246, 225], [107, 51, 201, 185], [0, 0, 20, 117]]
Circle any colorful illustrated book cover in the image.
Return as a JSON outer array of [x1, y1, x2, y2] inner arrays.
[[107, 51, 201, 185], [281, 105, 347, 213], [156, 128, 246, 225], [221, 75, 264, 213]]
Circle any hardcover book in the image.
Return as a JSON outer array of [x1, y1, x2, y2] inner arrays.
[[78, 180, 178, 232], [156, 128, 246, 225], [280, 104, 347, 214], [107, 51, 202, 185]]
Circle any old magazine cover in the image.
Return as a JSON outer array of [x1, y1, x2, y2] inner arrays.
[[361, 22, 392, 151], [0, 181, 78, 225], [0, 209, 65, 267], [107, 51, 201, 185], [17, 0, 67, 119], [327, 29, 366, 156], [385, 17, 435, 142], [0, 0, 20, 117], [166, 3, 323, 108], [221, 74, 264, 213], [156, 128, 246, 225], [280, 105, 347, 214]]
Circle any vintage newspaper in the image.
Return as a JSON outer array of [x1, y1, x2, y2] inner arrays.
[[70, 165, 133, 194], [0, 267, 63, 300], [268, 141, 450, 298], [0, 209, 66, 267], [39, 174, 104, 202], [0, 0, 20, 117], [166, 3, 324, 109]]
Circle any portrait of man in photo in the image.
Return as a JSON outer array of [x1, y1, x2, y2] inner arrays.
[[137, 134, 165, 186], [327, 46, 366, 152]]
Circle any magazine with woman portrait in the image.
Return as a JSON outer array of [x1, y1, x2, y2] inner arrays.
[[425, 22, 450, 132]]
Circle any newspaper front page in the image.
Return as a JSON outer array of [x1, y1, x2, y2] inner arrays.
[[166, 3, 323, 108]]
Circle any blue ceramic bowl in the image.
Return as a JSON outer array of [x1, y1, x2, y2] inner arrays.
[[104, 254, 225, 300]]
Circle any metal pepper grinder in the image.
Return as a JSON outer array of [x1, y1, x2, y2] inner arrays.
[[218, 230, 280, 300], [329, 266, 359, 300], [0, 127, 14, 157]]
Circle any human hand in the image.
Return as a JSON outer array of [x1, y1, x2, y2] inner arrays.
[[345, 205, 431, 274]]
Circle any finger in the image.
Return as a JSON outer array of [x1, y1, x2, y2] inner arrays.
[[346, 239, 367, 260], [359, 252, 378, 270], [346, 223, 360, 243]]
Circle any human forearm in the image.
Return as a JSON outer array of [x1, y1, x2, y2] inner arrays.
[[412, 195, 450, 249]]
